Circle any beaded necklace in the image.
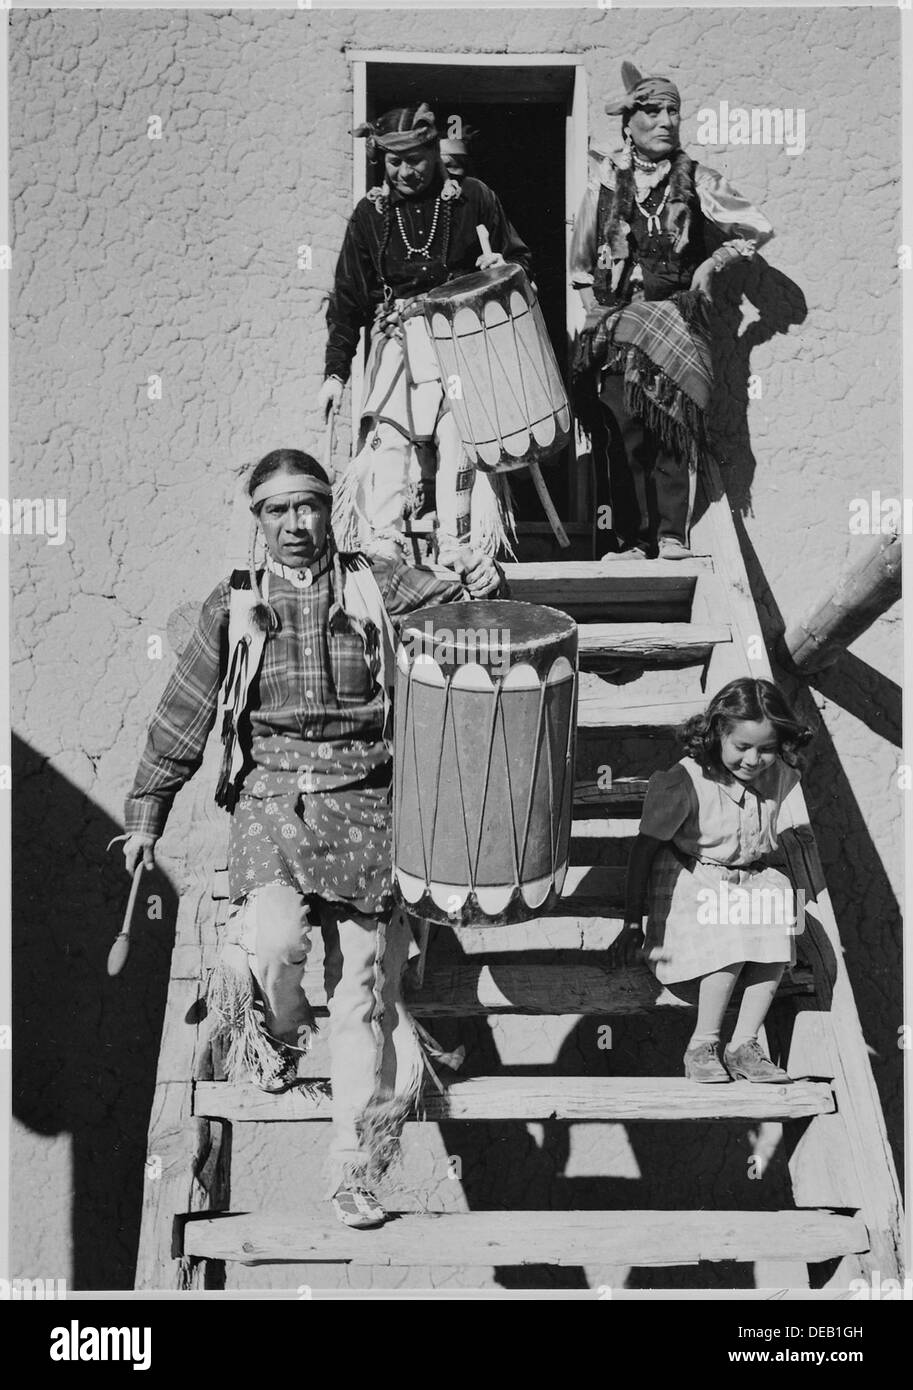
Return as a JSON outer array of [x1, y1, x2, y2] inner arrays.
[[395, 199, 441, 257], [633, 183, 670, 238]]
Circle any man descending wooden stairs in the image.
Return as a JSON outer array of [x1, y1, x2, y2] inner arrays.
[[135, 462, 903, 1291]]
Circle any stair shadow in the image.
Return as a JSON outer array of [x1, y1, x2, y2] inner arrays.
[[425, 926, 801, 1292], [11, 733, 178, 1288]]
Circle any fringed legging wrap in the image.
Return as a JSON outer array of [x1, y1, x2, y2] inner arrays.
[[331, 318, 515, 562], [207, 884, 462, 1193], [332, 414, 514, 562]]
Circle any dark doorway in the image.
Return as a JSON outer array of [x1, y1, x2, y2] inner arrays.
[[364, 63, 574, 523]]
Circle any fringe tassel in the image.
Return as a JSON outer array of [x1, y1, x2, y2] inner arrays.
[[206, 957, 277, 1085], [470, 468, 517, 561], [358, 1016, 465, 1185], [331, 456, 366, 554], [247, 517, 278, 633], [597, 341, 711, 471], [214, 711, 238, 811], [327, 537, 373, 661], [206, 954, 316, 1086]]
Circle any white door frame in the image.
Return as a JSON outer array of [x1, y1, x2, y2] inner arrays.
[[347, 51, 589, 517]]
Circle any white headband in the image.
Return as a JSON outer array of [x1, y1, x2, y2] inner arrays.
[[249, 474, 333, 512]]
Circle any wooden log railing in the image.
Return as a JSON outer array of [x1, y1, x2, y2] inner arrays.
[[779, 531, 901, 674]]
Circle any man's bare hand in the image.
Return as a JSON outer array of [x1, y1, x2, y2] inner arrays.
[[122, 834, 157, 874], [475, 251, 506, 271], [463, 552, 499, 598], [689, 257, 716, 304]]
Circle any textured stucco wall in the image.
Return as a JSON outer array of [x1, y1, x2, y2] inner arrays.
[[9, 6, 903, 1287]]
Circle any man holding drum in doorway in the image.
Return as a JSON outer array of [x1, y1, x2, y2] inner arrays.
[[319, 103, 533, 574]]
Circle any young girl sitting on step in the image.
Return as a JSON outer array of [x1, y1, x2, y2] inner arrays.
[[613, 677, 812, 1083]]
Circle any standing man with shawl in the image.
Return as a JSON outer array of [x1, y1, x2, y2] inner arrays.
[[570, 63, 773, 560], [320, 103, 533, 571], [121, 449, 502, 1229]]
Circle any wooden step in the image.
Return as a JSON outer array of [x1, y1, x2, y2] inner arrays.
[[181, 1208, 869, 1268], [574, 777, 648, 812], [576, 679, 705, 730], [194, 1076, 835, 1123], [569, 824, 636, 867], [578, 621, 730, 664], [411, 959, 665, 1016], [504, 559, 708, 622], [404, 960, 815, 1016]]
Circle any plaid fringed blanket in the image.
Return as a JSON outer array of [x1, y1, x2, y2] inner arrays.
[[574, 289, 714, 471]]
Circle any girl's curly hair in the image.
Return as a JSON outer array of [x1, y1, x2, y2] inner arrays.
[[678, 678, 813, 772]]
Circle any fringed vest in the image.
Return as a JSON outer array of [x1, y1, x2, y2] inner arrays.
[[593, 154, 708, 307]]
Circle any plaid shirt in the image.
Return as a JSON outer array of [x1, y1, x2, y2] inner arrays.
[[125, 555, 468, 838]]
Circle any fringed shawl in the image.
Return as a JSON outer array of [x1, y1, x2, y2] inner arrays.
[[576, 289, 714, 471]]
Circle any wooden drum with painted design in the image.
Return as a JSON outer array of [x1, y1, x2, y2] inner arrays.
[[423, 264, 571, 471], [393, 600, 578, 926]]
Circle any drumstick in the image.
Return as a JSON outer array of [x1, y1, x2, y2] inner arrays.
[[107, 862, 144, 977], [476, 223, 493, 260], [529, 462, 571, 549], [323, 402, 337, 482]]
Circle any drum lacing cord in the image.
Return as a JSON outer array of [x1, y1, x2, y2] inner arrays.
[[427, 676, 454, 889], [508, 298, 548, 429], [559, 671, 579, 866], [449, 303, 500, 448], [515, 676, 551, 886], [392, 663, 413, 872], [468, 677, 508, 892], [422, 670, 503, 898], [455, 673, 553, 900], [405, 664, 447, 890]]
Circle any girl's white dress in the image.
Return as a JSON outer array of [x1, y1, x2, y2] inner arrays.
[[640, 755, 804, 985]]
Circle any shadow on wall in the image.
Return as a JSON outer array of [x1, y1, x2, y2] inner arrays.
[[708, 255, 808, 516], [729, 517, 904, 1173], [12, 732, 178, 1289]]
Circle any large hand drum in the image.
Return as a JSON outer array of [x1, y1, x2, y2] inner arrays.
[[423, 264, 572, 471], [393, 600, 578, 926]]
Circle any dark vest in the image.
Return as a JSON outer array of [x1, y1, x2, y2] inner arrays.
[[592, 159, 708, 307]]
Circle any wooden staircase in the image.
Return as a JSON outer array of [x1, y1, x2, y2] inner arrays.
[[135, 461, 903, 1290]]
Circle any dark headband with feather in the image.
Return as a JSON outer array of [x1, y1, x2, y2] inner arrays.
[[605, 61, 681, 116]]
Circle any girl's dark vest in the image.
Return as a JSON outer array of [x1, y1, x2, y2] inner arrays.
[[592, 159, 708, 307]]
